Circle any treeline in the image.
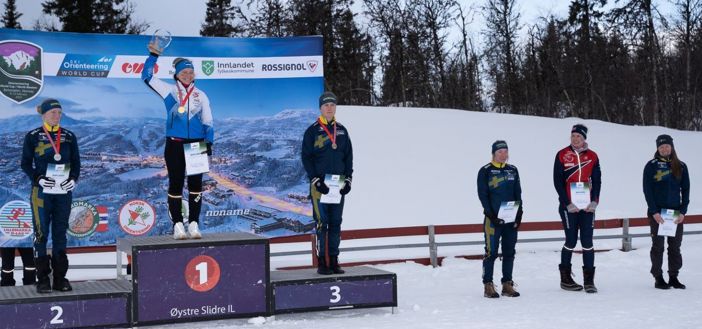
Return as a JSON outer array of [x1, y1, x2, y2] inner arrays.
[[4, 0, 702, 130]]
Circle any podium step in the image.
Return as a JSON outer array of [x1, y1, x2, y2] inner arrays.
[[271, 266, 397, 313], [118, 232, 270, 325], [0, 279, 132, 329]]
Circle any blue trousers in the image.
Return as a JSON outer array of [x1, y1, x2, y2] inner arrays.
[[30, 187, 71, 257], [559, 207, 595, 269], [311, 184, 345, 257], [482, 217, 518, 283]]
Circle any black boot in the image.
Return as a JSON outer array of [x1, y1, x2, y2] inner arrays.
[[583, 267, 598, 293], [35, 256, 52, 293], [654, 275, 670, 289], [316, 256, 332, 275], [330, 256, 345, 274], [669, 275, 686, 289], [0, 270, 16, 286], [22, 268, 36, 286], [51, 252, 72, 292], [559, 264, 583, 291]]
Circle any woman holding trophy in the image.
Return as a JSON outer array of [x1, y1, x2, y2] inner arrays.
[[142, 32, 214, 240]]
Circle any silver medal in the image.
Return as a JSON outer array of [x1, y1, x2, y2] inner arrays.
[[54, 154, 61, 161]]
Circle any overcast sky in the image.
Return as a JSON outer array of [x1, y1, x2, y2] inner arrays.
[[9, 0, 573, 37]]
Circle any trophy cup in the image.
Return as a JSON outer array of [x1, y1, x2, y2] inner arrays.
[[150, 29, 172, 55]]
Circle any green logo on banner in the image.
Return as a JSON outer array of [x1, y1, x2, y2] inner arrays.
[[202, 60, 215, 76]]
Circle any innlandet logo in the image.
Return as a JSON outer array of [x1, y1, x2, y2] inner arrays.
[[121, 62, 158, 74]]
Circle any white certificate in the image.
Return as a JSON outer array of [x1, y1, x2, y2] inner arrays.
[[658, 208, 679, 237], [497, 201, 521, 223], [184, 142, 209, 176], [320, 174, 345, 204], [44, 163, 70, 195], [570, 182, 591, 210]]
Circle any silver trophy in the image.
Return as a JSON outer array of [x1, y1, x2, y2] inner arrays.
[[150, 29, 172, 54]]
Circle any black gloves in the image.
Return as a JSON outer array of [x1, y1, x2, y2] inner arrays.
[[515, 206, 524, 229], [206, 143, 213, 156], [485, 210, 504, 226], [340, 178, 352, 195], [311, 176, 329, 195]]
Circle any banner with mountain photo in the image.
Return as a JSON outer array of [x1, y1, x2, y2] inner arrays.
[[0, 28, 323, 248]]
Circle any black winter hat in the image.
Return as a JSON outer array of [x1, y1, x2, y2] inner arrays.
[[656, 134, 673, 147], [492, 140, 508, 154], [319, 91, 337, 107], [37, 98, 61, 115], [571, 124, 588, 139]]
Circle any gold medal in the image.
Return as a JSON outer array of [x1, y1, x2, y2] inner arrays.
[[178, 106, 185, 113], [332, 143, 337, 149]]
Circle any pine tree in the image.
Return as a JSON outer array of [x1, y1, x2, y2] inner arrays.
[[40, 0, 148, 34], [200, 0, 241, 37], [1, 0, 23, 29]]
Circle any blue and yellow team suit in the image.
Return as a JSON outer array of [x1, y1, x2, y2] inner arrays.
[[142, 53, 214, 227], [643, 135, 689, 288], [21, 100, 80, 292], [477, 161, 522, 286], [301, 109, 353, 275]]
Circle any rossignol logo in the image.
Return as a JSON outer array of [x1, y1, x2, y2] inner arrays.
[[0, 40, 43, 104], [121, 62, 158, 74], [306, 60, 318, 72], [261, 63, 308, 72], [57, 54, 115, 78], [119, 199, 156, 236], [68, 200, 99, 238], [0, 200, 33, 239]]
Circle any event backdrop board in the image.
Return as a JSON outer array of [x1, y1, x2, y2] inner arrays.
[[117, 232, 270, 325], [0, 279, 132, 329], [0, 28, 324, 248]]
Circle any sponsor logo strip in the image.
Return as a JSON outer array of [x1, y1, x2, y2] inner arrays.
[[43, 54, 324, 79]]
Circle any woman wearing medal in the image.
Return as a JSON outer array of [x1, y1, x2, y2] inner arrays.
[[301, 92, 353, 275], [142, 39, 214, 240], [21, 98, 81, 293]]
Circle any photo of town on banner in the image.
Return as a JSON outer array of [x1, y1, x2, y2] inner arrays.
[[0, 30, 325, 248]]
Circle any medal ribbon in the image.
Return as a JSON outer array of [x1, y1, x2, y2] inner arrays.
[[318, 117, 337, 146], [42, 125, 61, 158], [176, 83, 195, 109]]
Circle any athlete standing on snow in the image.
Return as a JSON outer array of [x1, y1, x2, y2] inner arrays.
[[643, 134, 689, 290], [477, 140, 523, 298], [553, 124, 601, 293], [143, 40, 213, 240]]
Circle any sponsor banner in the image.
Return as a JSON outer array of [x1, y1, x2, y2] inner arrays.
[[42, 54, 324, 79], [0, 29, 321, 248]]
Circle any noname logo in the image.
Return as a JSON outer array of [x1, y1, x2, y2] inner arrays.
[[68, 200, 99, 238], [57, 54, 115, 78], [0, 200, 33, 239], [118, 199, 156, 236]]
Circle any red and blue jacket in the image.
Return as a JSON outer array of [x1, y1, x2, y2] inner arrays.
[[553, 145, 601, 207]]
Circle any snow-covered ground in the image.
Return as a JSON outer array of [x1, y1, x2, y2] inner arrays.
[[110, 234, 700, 329]]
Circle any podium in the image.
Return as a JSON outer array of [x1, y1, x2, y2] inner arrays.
[[116, 232, 270, 326], [0, 280, 131, 329], [271, 266, 397, 314]]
